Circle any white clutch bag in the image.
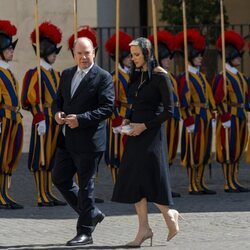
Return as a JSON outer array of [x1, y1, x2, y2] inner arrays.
[[112, 124, 133, 134], [112, 125, 122, 134], [121, 125, 133, 134]]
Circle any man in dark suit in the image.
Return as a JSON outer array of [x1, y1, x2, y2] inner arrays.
[[52, 37, 114, 246]]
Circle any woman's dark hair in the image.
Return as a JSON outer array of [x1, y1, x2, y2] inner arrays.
[[129, 37, 158, 83]]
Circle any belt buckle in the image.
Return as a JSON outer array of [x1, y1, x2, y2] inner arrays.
[[240, 103, 244, 108], [204, 103, 209, 109]]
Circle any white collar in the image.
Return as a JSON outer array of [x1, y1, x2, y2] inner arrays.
[[118, 64, 130, 74], [77, 63, 94, 75], [226, 63, 238, 74], [40, 59, 53, 71], [188, 65, 199, 74], [0, 59, 10, 69]]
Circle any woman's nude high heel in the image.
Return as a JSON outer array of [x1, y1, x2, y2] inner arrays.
[[126, 228, 153, 247], [167, 209, 184, 242]]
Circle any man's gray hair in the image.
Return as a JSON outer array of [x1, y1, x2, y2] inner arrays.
[[73, 37, 94, 50]]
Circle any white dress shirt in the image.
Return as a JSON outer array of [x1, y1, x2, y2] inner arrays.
[[0, 59, 10, 69], [40, 58, 53, 71], [226, 63, 238, 74]]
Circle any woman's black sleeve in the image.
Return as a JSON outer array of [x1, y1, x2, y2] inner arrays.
[[144, 73, 174, 129]]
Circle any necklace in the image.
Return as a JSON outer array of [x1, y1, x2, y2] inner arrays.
[[135, 71, 146, 97]]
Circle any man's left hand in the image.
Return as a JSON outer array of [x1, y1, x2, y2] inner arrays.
[[127, 123, 147, 136], [65, 114, 79, 129]]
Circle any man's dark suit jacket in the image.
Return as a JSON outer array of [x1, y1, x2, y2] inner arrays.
[[52, 64, 114, 153]]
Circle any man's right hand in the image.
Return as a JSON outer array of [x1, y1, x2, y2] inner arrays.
[[55, 112, 66, 125]]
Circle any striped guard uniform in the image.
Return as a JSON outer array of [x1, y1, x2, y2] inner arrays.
[[0, 65, 23, 174], [178, 65, 216, 193], [212, 63, 249, 192], [0, 61, 23, 207], [22, 64, 60, 172], [166, 73, 181, 166], [105, 65, 131, 183]]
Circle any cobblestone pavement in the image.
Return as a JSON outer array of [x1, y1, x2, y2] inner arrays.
[[0, 154, 250, 250]]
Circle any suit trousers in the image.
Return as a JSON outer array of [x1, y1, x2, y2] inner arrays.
[[52, 147, 103, 236]]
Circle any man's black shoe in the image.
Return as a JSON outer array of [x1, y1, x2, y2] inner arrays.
[[51, 199, 67, 206], [9, 202, 24, 209], [95, 197, 104, 203], [66, 234, 93, 246], [236, 186, 250, 192], [201, 188, 216, 195], [172, 191, 181, 198], [224, 188, 240, 193], [189, 190, 203, 195], [0, 204, 10, 209], [37, 201, 54, 207], [92, 212, 105, 227]]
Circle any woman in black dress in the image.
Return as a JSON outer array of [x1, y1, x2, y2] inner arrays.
[[112, 37, 182, 247]]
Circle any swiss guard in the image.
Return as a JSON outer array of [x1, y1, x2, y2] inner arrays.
[[213, 30, 249, 192], [176, 29, 216, 195], [0, 20, 23, 209], [21, 21, 67, 206], [148, 30, 181, 197], [104, 31, 132, 183]]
